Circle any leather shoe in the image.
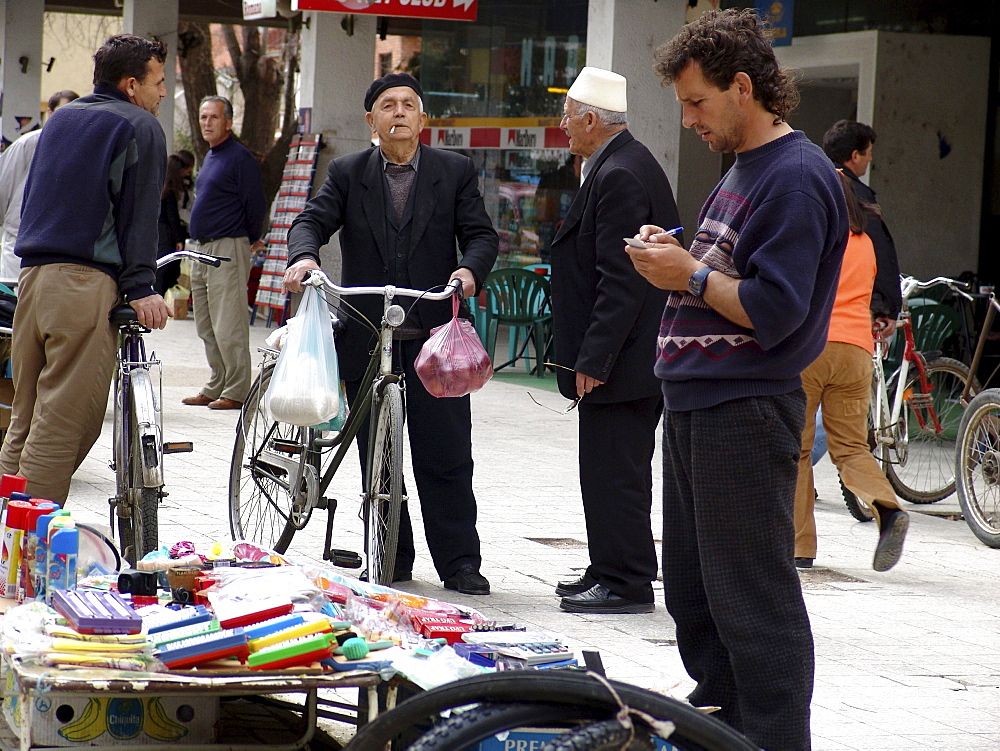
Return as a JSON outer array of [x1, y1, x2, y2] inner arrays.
[[181, 393, 213, 406], [560, 583, 654, 614], [208, 397, 243, 410], [873, 509, 909, 572], [795, 557, 814, 569], [555, 571, 597, 598], [443, 564, 490, 595]]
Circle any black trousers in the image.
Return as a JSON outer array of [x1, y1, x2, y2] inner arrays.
[[578, 394, 661, 603], [346, 338, 481, 580], [662, 390, 814, 751]]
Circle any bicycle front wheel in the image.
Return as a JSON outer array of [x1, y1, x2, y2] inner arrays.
[[117, 372, 160, 565], [229, 363, 319, 553], [886, 357, 977, 504], [956, 389, 1000, 547], [364, 381, 404, 585]]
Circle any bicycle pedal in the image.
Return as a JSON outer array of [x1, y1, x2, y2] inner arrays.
[[326, 549, 363, 569], [163, 441, 193, 454]]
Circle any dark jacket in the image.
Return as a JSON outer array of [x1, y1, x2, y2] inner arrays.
[[287, 144, 498, 381], [549, 130, 678, 403], [158, 191, 187, 257], [15, 85, 165, 301], [843, 165, 901, 318]]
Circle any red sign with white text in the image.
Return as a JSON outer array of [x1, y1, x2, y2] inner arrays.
[[294, 0, 477, 22]]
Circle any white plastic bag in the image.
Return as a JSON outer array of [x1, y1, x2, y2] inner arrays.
[[264, 285, 342, 426]]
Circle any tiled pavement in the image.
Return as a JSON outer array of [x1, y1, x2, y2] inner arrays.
[[58, 315, 1000, 750]]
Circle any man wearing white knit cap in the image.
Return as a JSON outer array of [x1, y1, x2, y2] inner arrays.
[[550, 66, 681, 614]]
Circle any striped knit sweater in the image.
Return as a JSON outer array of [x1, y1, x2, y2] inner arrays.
[[656, 131, 848, 411]]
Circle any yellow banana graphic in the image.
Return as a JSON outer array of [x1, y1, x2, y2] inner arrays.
[[142, 697, 188, 741], [58, 698, 106, 742]]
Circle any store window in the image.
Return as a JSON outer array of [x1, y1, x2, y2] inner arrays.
[[388, 0, 588, 266]]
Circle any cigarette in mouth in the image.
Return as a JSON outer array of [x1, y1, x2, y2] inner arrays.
[[390, 126, 396, 134]]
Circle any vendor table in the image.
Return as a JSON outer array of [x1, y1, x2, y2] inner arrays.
[[0, 656, 382, 751]]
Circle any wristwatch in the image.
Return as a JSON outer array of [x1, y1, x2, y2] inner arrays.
[[688, 266, 713, 297]]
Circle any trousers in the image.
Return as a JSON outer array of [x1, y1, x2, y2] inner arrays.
[[578, 395, 661, 603], [662, 391, 814, 751], [795, 341, 903, 558], [190, 237, 252, 403], [0, 264, 118, 503], [345, 338, 481, 580]]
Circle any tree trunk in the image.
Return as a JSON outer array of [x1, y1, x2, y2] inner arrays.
[[177, 22, 217, 163]]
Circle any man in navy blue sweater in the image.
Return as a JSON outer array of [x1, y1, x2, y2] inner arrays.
[[0, 34, 171, 504], [628, 10, 851, 750], [182, 96, 266, 410]]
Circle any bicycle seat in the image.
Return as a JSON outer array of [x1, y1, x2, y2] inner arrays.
[[109, 304, 139, 326]]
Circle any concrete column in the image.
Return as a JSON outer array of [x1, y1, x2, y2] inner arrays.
[[0, 0, 44, 147], [123, 0, 178, 151], [299, 11, 376, 276], [586, 0, 719, 236]]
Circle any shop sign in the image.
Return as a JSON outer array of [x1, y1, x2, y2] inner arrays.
[[243, 0, 277, 20], [293, 0, 478, 22], [421, 126, 569, 150], [755, 0, 793, 47]]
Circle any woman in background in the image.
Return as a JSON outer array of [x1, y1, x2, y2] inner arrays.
[[155, 150, 195, 295]]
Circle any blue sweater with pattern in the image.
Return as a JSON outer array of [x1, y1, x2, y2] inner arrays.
[[655, 131, 848, 411], [15, 86, 166, 302]]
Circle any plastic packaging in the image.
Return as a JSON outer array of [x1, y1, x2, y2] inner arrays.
[[415, 296, 493, 398], [0, 500, 33, 598], [46, 526, 78, 603], [264, 285, 344, 426], [17, 502, 57, 602]]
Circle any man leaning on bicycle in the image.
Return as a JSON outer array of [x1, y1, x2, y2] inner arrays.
[[283, 73, 498, 596]]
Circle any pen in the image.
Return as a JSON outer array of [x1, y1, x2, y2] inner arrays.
[[662, 226, 683, 236]]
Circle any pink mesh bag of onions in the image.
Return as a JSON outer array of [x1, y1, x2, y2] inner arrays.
[[415, 295, 493, 398]]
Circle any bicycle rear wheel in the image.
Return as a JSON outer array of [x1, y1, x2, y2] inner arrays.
[[229, 363, 319, 553], [364, 381, 404, 585], [886, 357, 978, 503], [116, 372, 160, 565], [956, 389, 1000, 547]]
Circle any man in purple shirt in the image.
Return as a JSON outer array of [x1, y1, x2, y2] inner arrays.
[[182, 96, 267, 410]]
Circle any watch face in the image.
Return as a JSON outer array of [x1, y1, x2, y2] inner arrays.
[[688, 268, 710, 296]]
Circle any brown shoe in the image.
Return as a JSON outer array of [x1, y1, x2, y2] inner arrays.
[[208, 397, 243, 410], [181, 393, 213, 406]]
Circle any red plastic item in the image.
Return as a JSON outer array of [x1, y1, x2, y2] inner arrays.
[[414, 296, 493, 398], [0, 474, 26, 499], [215, 600, 295, 629]]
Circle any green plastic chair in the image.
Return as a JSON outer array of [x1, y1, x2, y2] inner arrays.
[[483, 268, 552, 377], [885, 299, 962, 379]]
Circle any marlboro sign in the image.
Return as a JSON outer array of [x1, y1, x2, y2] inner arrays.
[[293, 0, 478, 22]]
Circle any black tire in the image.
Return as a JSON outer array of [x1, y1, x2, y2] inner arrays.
[[364, 382, 404, 585], [955, 389, 1000, 547], [541, 718, 640, 751], [117, 378, 160, 566], [345, 672, 759, 751], [229, 364, 318, 553], [885, 357, 978, 503], [840, 477, 874, 522]]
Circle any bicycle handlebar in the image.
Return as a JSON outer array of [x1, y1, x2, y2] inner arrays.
[[304, 269, 463, 301], [156, 249, 230, 269], [900, 274, 974, 303]]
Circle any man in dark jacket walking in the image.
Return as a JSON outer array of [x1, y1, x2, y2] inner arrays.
[[550, 67, 680, 614], [0, 34, 171, 503]]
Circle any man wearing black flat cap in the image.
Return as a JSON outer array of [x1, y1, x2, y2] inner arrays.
[[284, 73, 498, 596]]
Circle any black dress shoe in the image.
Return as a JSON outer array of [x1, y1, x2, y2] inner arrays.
[[555, 571, 597, 598], [794, 557, 814, 569], [873, 509, 909, 572], [559, 583, 654, 614], [443, 564, 490, 595]]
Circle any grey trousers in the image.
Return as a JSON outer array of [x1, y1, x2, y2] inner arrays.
[[662, 390, 814, 751], [190, 237, 253, 403]]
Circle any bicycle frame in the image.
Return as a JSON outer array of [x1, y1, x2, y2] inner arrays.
[[965, 294, 1000, 400], [239, 271, 462, 560]]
